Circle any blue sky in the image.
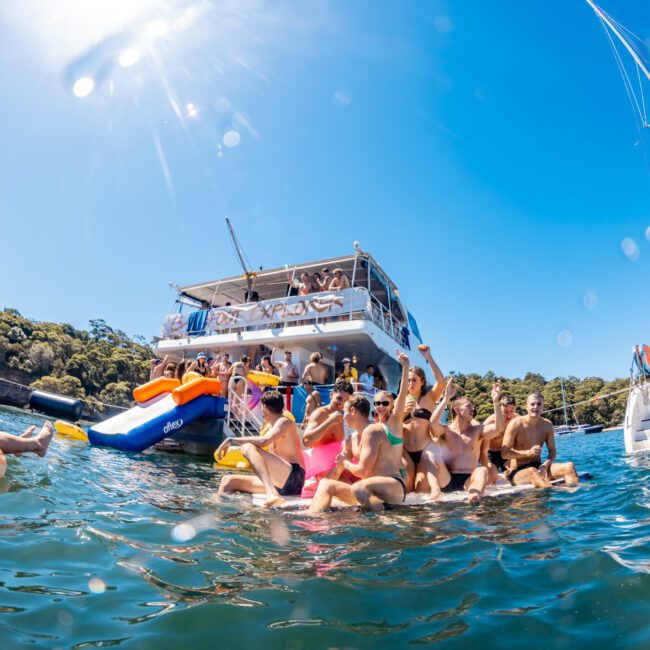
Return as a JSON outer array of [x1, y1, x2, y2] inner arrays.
[[0, 1, 648, 380]]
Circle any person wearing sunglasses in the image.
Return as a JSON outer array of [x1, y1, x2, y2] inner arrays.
[[302, 380, 354, 449], [309, 352, 411, 513], [427, 378, 504, 502]]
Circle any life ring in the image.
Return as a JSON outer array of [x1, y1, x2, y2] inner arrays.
[[247, 370, 280, 387], [133, 377, 181, 403], [54, 420, 88, 441], [214, 445, 250, 470], [172, 377, 222, 406]]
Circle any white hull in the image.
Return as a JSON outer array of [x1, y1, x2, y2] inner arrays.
[[624, 382, 650, 453]]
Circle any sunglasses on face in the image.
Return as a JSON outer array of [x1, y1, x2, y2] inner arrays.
[[374, 400, 391, 407]]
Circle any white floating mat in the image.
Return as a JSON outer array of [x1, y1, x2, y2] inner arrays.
[[250, 476, 581, 510]]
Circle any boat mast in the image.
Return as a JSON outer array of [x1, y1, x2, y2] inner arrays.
[[560, 378, 569, 427], [585, 0, 650, 81], [225, 217, 253, 298]]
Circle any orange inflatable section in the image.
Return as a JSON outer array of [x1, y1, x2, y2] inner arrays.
[[133, 377, 181, 403], [172, 377, 222, 405]]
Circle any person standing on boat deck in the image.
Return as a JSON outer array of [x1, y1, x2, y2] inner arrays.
[[212, 353, 231, 396], [358, 364, 377, 393], [501, 392, 579, 488], [427, 379, 504, 502], [217, 391, 305, 508], [309, 353, 410, 513], [187, 352, 209, 377], [302, 380, 322, 424], [318, 268, 333, 290], [258, 355, 280, 377], [480, 395, 518, 484], [302, 352, 329, 386], [149, 356, 171, 380], [337, 358, 358, 386], [401, 345, 445, 491], [252, 344, 271, 370], [287, 272, 312, 296], [303, 380, 354, 448], [271, 349, 299, 387], [328, 268, 350, 291]]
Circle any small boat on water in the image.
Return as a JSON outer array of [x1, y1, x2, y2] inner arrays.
[[624, 345, 650, 454], [553, 379, 603, 435]]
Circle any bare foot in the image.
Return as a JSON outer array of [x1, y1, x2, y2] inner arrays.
[[429, 488, 441, 501], [467, 490, 481, 503], [33, 422, 54, 458], [262, 494, 285, 508]]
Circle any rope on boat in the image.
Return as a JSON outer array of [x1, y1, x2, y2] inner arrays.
[[541, 386, 629, 415], [0, 376, 129, 411]]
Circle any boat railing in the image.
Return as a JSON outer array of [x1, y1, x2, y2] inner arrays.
[[225, 374, 264, 438], [160, 287, 406, 346]]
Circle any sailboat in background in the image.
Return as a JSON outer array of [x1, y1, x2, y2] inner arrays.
[[554, 378, 605, 435]]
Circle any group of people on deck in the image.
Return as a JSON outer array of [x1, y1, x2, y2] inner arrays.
[[216, 344, 580, 510]]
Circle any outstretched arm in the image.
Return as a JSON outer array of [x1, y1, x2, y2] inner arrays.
[[482, 382, 504, 439], [430, 377, 455, 438], [418, 345, 445, 403], [392, 352, 411, 423]]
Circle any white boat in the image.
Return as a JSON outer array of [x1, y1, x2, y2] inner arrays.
[[624, 345, 650, 454], [152, 241, 430, 449]]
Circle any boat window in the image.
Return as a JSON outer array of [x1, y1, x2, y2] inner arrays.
[[407, 312, 422, 342]]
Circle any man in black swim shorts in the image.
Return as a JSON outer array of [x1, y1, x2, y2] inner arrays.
[[480, 395, 518, 484], [502, 392, 579, 488], [217, 391, 306, 507]]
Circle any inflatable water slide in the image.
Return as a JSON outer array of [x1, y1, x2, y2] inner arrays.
[[88, 377, 225, 452]]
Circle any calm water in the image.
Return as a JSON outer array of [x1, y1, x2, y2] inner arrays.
[[0, 407, 648, 650]]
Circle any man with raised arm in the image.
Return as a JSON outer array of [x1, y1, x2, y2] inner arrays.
[[501, 392, 579, 488], [302, 380, 354, 448], [480, 394, 518, 484], [309, 352, 410, 513], [271, 348, 299, 387], [427, 378, 504, 502], [216, 391, 305, 507]]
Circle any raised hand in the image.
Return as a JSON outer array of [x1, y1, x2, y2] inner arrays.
[[491, 380, 503, 402], [397, 351, 410, 366], [444, 377, 456, 401], [417, 344, 430, 356]]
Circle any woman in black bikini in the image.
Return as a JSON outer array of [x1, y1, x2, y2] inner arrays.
[[402, 344, 446, 491]]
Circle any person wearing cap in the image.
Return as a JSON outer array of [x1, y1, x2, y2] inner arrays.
[[336, 358, 358, 384]]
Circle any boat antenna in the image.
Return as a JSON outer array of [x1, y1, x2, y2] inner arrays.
[[225, 217, 255, 297]]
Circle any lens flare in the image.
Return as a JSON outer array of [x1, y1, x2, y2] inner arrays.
[[582, 291, 598, 310], [88, 577, 106, 594], [72, 76, 95, 98], [118, 48, 142, 68], [223, 130, 241, 148]]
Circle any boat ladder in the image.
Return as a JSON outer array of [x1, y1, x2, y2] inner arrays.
[[225, 374, 264, 439]]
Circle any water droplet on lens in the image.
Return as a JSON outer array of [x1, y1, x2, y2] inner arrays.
[[171, 523, 196, 542], [557, 329, 573, 348], [73, 77, 95, 98], [434, 16, 453, 32], [333, 90, 352, 106], [621, 237, 640, 261], [88, 577, 105, 594], [186, 102, 198, 118], [645, 226, 650, 242], [582, 291, 598, 310], [215, 97, 231, 113], [57, 610, 74, 626], [223, 130, 240, 148]]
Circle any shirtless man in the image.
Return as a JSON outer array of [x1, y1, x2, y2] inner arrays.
[[302, 380, 354, 448], [328, 268, 350, 291], [309, 352, 410, 512], [480, 395, 518, 485], [216, 391, 305, 507], [428, 379, 504, 502], [302, 381, 322, 424], [302, 352, 329, 386], [0, 422, 55, 477], [501, 392, 579, 488]]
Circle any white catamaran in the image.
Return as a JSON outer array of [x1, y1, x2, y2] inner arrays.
[[624, 345, 650, 454]]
